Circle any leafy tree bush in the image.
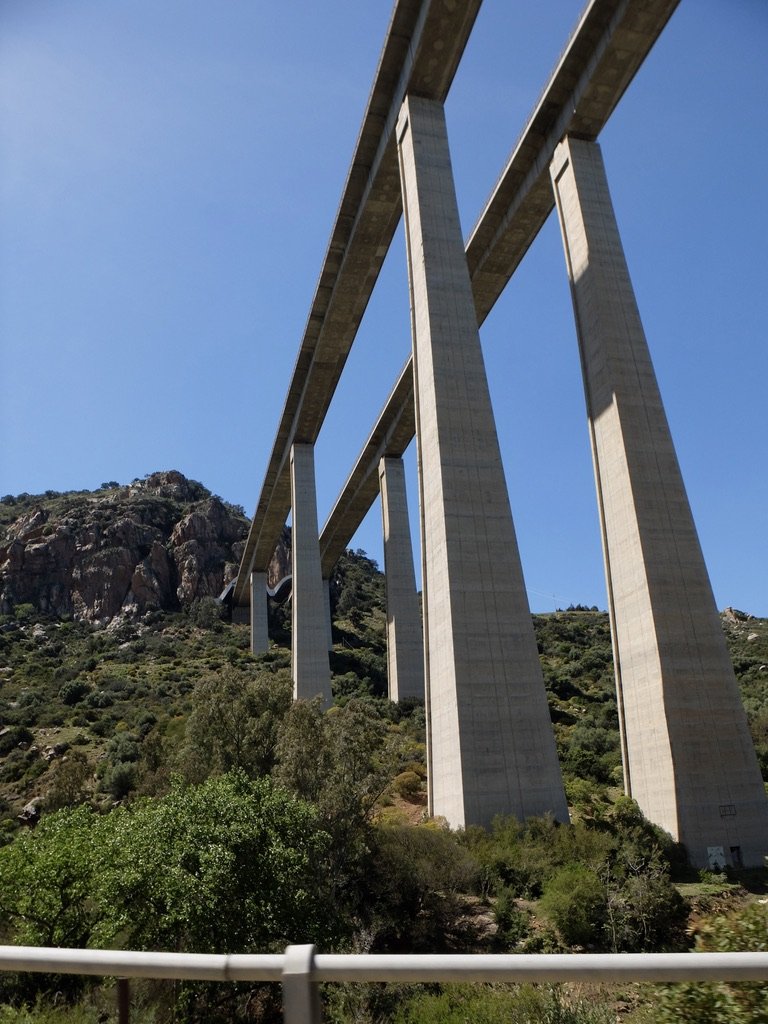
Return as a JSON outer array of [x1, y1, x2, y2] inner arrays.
[[180, 668, 292, 782], [464, 801, 689, 953], [393, 769, 422, 799], [105, 761, 135, 800], [95, 771, 331, 954], [187, 597, 224, 630], [493, 887, 531, 948], [46, 751, 92, 810], [331, 550, 385, 620], [0, 805, 105, 948], [59, 680, 90, 706], [656, 900, 768, 1023], [0, 773, 333, 1016], [0, 728, 32, 758], [106, 733, 140, 764], [540, 864, 606, 946], [363, 824, 481, 952]]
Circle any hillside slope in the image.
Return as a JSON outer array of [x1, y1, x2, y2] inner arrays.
[[1, 477, 766, 831]]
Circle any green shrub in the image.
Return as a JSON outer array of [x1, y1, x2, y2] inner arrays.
[[59, 680, 90, 706], [84, 690, 113, 709], [655, 901, 768, 1023], [105, 762, 135, 799], [493, 887, 530, 948], [187, 597, 223, 630], [365, 824, 482, 952], [0, 728, 33, 757], [389, 983, 613, 1024], [393, 770, 422, 799], [540, 864, 606, 946]]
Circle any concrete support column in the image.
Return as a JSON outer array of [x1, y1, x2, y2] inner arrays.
[[379, 457, 424, 702], [323, 578, 333, 651], [550, 135, 768, 867], [250, 571, 268, 655], [290, 444, 333, 707], [396, 94, 568, 829]]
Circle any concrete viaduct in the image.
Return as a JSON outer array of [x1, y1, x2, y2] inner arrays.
[[232, 0, 768, 868]]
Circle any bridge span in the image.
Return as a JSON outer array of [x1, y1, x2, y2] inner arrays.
[[233, 0, 768, 869]]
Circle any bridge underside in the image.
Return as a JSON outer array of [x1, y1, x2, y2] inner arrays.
[[233, 0, 768, 866]]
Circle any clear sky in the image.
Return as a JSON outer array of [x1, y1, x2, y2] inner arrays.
[[1, 1, 766, 614]]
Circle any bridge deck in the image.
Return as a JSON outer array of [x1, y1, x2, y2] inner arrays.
[[236, 0, 681, 604], [234, 0, 481, 605], [313, 0, 680, 580]]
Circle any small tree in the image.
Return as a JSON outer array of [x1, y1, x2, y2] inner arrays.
[[46, 750, 91, 810], [540, 864, 606, 947], [180, 668, 292, 782]]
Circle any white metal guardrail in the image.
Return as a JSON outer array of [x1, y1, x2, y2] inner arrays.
[[2, 945, 768, 1024]]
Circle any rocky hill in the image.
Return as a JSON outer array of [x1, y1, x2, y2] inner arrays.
[[0, 472, 250, 624]]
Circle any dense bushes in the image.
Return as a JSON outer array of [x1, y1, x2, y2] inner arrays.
[[3, 553, 767, 1021], [465, 799, 688, 953], [363, 824, 481, 951], [388, 984, 614, 1024], [0, 773, 329, 955], [0, 773, 333, 1020], [656, 900, 768, 1023]]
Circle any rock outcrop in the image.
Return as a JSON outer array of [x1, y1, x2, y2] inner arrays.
[[0, 472, 249, 623]]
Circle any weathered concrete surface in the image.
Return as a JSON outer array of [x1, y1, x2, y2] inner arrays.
[[284, 0, 682, 575], [323, 578, 333, 651], [379, 457, 424, 702], [398, 94, 568, 829], [290, 444, 332, 707], [550, 135, 768, 868], [250, 571, 268, 654]]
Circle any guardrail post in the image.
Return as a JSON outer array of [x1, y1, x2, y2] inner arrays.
[[117, 978, 130, 1024], [282, 944, 321, 1024]]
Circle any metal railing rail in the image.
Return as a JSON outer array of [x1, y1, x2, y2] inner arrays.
[[2, 945, 768, 1024]]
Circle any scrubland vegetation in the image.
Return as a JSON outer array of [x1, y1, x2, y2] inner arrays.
[[1, 551, 767, 1022]]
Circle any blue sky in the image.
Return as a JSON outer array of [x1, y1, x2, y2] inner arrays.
[[1, 1, 766, 614]]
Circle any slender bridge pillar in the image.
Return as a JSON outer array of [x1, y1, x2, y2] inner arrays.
[[396, 94, 568, 829], [250, 570, 268, 655], [379, 456, 424, 702], [550, 136, 768, 867], [290, 443, 332, 707], [323, 579, 333, 651]]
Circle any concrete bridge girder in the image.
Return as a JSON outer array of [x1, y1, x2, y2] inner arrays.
[[233, 0, 482, 604]]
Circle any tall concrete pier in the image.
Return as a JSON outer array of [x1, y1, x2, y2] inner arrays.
[[379, 457, 424, 702], [290, 444, 332, 707], [250, 571, 268, 655], [550, 136, 768, 867], [397, 95, 568, 829]]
